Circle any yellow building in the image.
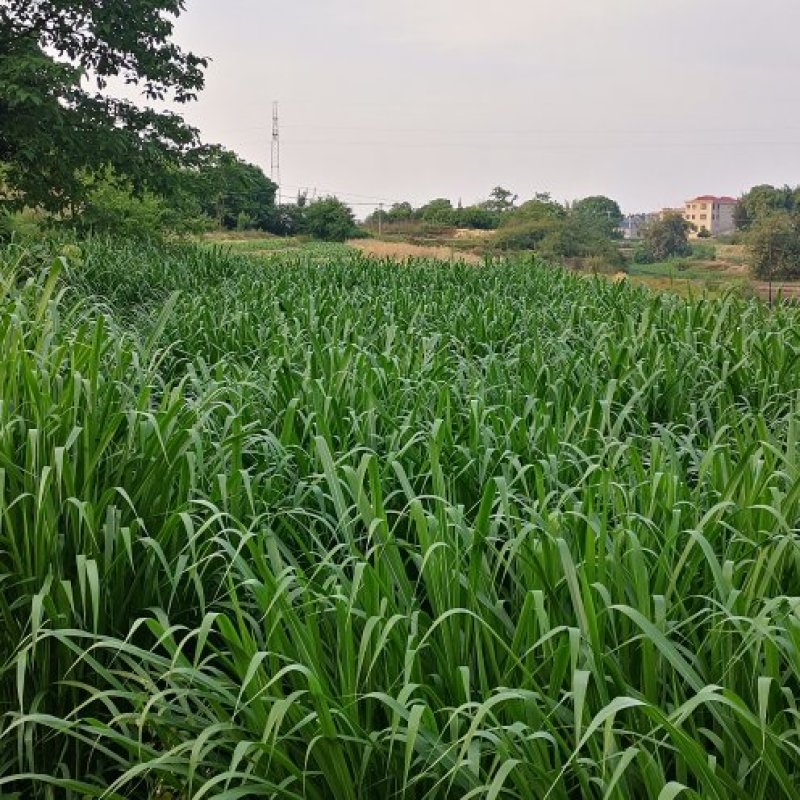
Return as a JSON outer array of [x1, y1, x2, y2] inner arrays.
[[683, 196, 737, 236]]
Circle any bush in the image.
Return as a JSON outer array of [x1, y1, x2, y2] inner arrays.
[[78, 175, 209, 237], [690, 242, 716, 260], [492, 221, 556, 251], [303, 197, 357, 242], [0, 208, 43, 241], [583, 254, 621, 274], [747, 212, 800, 279], [639, 212, 692, 261], [456, 206, 499, 230]]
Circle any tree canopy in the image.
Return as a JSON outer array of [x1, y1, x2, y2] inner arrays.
[[734, 184, 800, 231], [638, 212, 692, 262], [188, 147, 277, 230], [746, 211, 800, 280], [480, 186, 517, 214], [572, 196, 624, 239], [0, 0, 206, 211], [303, 197, 357, 242], [418, 198, 455, 225]]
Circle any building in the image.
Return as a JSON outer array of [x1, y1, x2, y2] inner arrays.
[[620, 212, 660, 239], [683, 196, 737, 236]]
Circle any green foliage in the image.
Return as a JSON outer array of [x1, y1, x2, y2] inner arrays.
[[364, 202, 415, 229], [417, 197, 456, 225], [267, 202, 308, 236], [571, 195, 624, 238], [0, 1, 206, 212], [640, 212, 692, 261], [82, 179, 170, 237], [493, 197, 624, 267], [492, 221, 556, 250], [746, 211, 800, 279], [363, 189, 518, 233], [188, 146, 277, 230], [303, 196, 357, 242], [77, 172, 208, 237], [734, 184, 800, 231], [0, 208, 43, 241], [480, 185, 518, 214], [455, 205, 498, 229], [2, 239, 800, 798], [493, 199, 566, 249], [632, 244, 655, 264], [689, 241, 716, 260], [506, 198, 567, 224]]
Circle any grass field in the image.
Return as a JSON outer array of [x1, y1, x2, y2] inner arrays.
[[1, 238, 799, 798]]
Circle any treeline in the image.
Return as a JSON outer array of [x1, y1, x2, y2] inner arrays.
[[734, 185, 800, 279], [0, 1, 361, 243], [366, 189, 626, 268], [1, 148, 360, 242]]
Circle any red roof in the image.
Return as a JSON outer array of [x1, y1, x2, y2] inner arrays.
[[687, 195, 738, 204]]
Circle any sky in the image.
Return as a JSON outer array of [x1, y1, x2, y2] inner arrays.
[[157, 0, 800, 214]]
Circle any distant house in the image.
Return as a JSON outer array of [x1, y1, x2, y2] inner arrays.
[[620, 212, 661, 239], [683, 196, 737, 236]]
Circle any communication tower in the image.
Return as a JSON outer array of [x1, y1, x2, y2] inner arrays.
[[271, 101, 281, 203]]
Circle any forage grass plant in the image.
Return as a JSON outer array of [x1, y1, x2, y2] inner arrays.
[[0, 238, 799, 798]]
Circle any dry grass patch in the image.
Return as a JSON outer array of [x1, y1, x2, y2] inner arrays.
[[349, 238, 484, 264]]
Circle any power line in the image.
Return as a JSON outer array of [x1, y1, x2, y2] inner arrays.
[[281, 138, 800, 151], [223, 121, 800, 137], [279, 183, 395, 203]]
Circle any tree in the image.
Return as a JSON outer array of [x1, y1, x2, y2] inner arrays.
[[571, 196, 624, 239], [364, 202, 414, 228], [456, 206, 498, 230], [417, 198, 456, 225], [746, 212, 800, 280], [0, 1, 206, 212], [734, 184, 799, 230], [303, 197, 356, 242], [188, 147, 277, 230], [493, 199, 566, 250], [481, 186, 517, 214], [266, 203, 307, 237], [639, 212, 692, 261], [78, 169, 206, 237], [385, 202, 414, 222]]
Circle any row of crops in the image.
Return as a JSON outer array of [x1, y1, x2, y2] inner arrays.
[[1, 238, 799, 798]]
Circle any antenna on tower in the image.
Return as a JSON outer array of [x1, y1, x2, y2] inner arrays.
[[271, 101, 281, 203]]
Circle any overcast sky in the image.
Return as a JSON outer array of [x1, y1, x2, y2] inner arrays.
[[164, 0, 800, 213]]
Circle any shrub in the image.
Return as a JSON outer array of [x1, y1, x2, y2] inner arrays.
[[639, 212, 692, 261], [303, 197, 357, 242], [690, 242, 716, 260], [0, 208, 43, 240], [746, 211, 800, 279]]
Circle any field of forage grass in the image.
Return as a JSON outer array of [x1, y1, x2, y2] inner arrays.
[[0, 238, 799, 799]]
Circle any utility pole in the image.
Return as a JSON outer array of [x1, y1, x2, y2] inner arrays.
[[377, 202, 384, 236], [271, 101, 281, 204]]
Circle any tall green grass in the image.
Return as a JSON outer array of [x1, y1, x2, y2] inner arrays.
[[0, 239, 799, 798]]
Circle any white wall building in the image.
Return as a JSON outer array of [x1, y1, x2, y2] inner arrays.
[[683, 196, 737, 236]]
